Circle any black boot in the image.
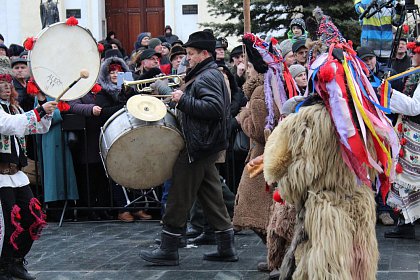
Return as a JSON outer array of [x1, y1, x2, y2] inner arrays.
[[140, 231, 180, 265], [188, 231, 216, 245], [8, 258, 36, 280], [154, 235, 187, 248], [384, 223, 415, 239], [203, 229, 238, 262], [0, 260, 12, 280]]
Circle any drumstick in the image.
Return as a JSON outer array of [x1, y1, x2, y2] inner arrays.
[[55, 69, 90, 101]]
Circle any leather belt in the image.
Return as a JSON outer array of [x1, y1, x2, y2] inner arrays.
[[0, 163, 20, 175]]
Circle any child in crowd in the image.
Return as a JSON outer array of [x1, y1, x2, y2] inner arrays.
[[287, 18, 308, 43]]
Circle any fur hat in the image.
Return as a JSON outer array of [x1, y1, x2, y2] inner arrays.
[[229, 45, 243, 62], [242, 37, 268, 74], [290, 18, 306, 33], [279, 39, 293, 56], [148, 38, 162, 50], [183, 31, 216, 53], [169, 45, 186, 61], [289, 64, 306, 79], [0, 56, 13, 76]]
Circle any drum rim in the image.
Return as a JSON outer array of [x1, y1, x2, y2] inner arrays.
[[28, 22, 100, 101]]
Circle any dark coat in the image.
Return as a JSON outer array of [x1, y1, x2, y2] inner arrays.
[[177, 58, 230, 162]]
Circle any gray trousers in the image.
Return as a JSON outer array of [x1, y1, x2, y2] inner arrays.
[[162, 149, 232, 234]]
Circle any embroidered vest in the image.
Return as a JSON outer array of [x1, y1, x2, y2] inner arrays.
[[0, 103, 28, 167]]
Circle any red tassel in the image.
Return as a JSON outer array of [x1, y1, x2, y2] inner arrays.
[[397, 123, 403, 132], [66, 16, 78, 26], [270, 37, 278, 46], [97, 43, 105, 53], [319, 62, 335, 83], [57, 101, 70, 112], [348, 40, 353, 48], [26, 78, 40, 95], [396, 163, 403, 174], [23, 37, 35, 51], [91, 83, 102, 93], [403, 24, 409, 34], [400, 138, 407, 145], [399, 148, 404, 157]]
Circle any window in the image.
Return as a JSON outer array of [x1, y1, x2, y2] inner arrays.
[[182, 5, 198, 15]]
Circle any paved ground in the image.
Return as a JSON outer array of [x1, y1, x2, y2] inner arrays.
[[26, 221, 420, 280]]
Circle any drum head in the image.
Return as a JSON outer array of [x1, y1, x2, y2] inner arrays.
[[127, 95, 167, 121], [29, 23, 100, 101]]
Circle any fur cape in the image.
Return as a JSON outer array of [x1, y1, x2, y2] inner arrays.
[[264, 103, 378, 280]]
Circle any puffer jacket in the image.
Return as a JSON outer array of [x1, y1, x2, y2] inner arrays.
[[177, 58, 230, 162]]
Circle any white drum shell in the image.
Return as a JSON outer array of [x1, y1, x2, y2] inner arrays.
[[29, 23, 100, 101], [100, 108, 185, 189]]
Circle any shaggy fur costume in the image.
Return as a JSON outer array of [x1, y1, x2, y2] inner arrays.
[[233, 74, 279, 234], [264, 103, 378, 280]]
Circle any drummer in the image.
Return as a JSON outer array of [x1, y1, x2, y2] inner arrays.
[[0, 72, 57, 280]]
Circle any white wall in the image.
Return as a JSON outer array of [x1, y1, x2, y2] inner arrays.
[[0, 0, 106, 46]]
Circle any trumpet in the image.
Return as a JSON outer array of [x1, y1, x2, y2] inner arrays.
[[123, 74, 185, 93]]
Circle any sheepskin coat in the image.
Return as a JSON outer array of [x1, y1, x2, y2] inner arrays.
[[264, 103, 378, 280], [233, 74, 279, 233]]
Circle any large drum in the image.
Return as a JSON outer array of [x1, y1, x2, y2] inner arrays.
[[99, 107, 185, 189], [29, 22, 100, 101]]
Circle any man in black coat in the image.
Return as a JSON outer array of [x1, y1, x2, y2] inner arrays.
[[140, 31, 238, 266]]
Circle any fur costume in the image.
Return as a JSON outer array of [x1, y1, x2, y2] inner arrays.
[[264, 104, 379, 279], [263, 12, 398, 280]]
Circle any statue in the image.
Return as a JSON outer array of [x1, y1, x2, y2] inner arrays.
[[40, 0, 59, 29]]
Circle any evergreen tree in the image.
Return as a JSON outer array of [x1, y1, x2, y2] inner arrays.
[[203, 0, 362, 46]]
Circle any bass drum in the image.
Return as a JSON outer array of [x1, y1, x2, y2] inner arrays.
[[99, 107, 185, 189], [29, 22, 100, 101]]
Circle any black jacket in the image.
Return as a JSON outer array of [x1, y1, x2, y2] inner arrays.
[[177, 58, 230, 162]]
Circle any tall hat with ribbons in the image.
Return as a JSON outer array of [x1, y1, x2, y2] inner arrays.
[[306, 10, 399, 200], [242, 33, 290, 133]]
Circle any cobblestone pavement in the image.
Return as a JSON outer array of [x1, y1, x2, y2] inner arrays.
[[26, 221, 419, 280]]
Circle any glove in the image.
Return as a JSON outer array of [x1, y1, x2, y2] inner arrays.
[[282, 96, 306, 116], [151, 79, 173, 95]]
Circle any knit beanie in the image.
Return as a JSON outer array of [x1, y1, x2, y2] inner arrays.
[[290, 18, 306, 33], [289, 64, 306, 79], [279, 39, 293, 56], [148, 38, 162, 50]]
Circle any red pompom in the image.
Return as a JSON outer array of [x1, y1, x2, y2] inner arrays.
[[57, 101, 70, 112], [98, 43, 105, 53], [399, 148, 404, 157], [348, 40, 353, 48], [400, 138, 407, 146], [273, 190, 284, 204], [26, 78, 40, 95], [319, 63, 335, 83], [403, 24, 409, 34], [23, 37, 35, 51], [91, 83, 102, 93], [397, 123, 403, 132], [396, 163, 403, 174], [66, 16, 78, 26]]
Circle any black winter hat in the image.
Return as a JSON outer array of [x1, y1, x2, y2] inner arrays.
[[139, 49, 161, 62], [243, 37, 268, 74], [104, 49, 123, 59], [357, 46, 376, 59], [0, 43, 8, 53], [229, 45, 243, 62], [183, 31, 216, 53], [292, 40, 307, 53], [169, 45, 186, 61]]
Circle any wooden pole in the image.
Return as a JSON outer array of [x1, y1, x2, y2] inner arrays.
[[243, 0, 251, 33]]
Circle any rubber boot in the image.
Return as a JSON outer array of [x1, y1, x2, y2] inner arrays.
[[188, 231, 216, 245], [8, 258, 36, 280], [203, 228, 238, 262], [140, 230, 180, 265], [0, 259, 12, 280], [154, 235, 187, 248]]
